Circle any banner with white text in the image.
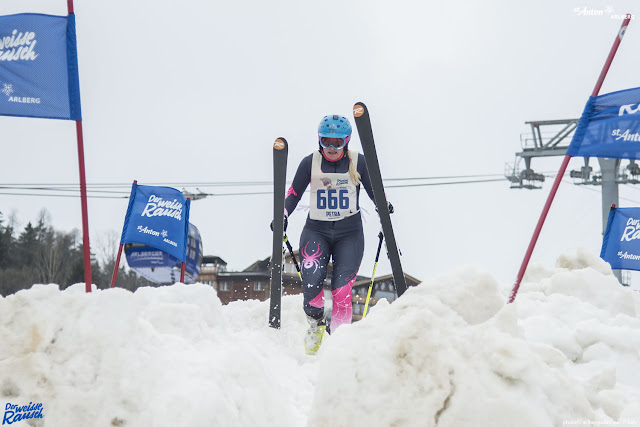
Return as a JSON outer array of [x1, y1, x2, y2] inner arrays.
[[600, 207, 640, 270], [0, 13, 81, 120], [566, 87, 640, 159], [120, 183, 190, 262]]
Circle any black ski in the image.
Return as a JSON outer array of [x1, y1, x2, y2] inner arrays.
[[269, 137, 288, 329], [353, 103, 407, 297]]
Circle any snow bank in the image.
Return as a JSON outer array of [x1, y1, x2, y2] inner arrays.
[[1, 249, 639, 426], [310, 254, 640, 427], [0, 284, 311, 426]]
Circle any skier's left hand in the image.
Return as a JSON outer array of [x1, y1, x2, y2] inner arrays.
[[270, 216, 288, 232]]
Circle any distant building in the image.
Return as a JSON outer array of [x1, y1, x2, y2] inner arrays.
[[351, 273, 422, 321], [197, 255, 228, 286], [197, 252, 420, 320]]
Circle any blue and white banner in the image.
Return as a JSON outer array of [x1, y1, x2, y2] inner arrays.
[[0, 13, 81, 120], [120, 183, 191, 262], [566, 87, 640, 159], [600, 207, 640, 270]]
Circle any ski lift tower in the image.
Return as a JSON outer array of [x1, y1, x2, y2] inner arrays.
[[506, 118, 640, 285]]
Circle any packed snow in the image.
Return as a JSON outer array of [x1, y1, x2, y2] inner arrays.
[[1, 249, 640, 427]]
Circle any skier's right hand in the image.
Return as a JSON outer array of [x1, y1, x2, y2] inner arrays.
[[375, 202, 394, 215]]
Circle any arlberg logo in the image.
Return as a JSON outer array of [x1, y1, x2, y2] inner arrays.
[[273, 138, 285, 150], [353, 105, 364, 117], [130, 250, 163, 258], [2, 82, 42, 104]]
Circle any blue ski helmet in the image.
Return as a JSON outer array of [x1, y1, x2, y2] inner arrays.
[[318, 115, 352, 146]]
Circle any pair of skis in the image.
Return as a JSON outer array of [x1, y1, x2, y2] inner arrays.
[[268, 103, 407, 329]]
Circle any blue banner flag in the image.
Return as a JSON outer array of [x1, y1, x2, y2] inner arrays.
[[600, 207, 640, 270], [566, 87, 640, 159], [0, 13, 81, 120], [120, 183, 191, 262]]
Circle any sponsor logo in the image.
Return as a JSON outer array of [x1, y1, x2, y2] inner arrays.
[[130, 250, 163, 259], [611, 129, 640, 142], [3, 402, 44, 424], [617, 251, 640, 260], [621, 217, 640, 242], [336, 179, 348, 185], [137, 225, 160, 237], [325, 211, 341, 217], [273, 138, 286, 150], [0, 29, 38, 62], [573, 7, 604, 16], [572, 7, 634, 21], [141, 195, 183, 221], [619, 103, 640, 116], [353, 105, 364, 117]]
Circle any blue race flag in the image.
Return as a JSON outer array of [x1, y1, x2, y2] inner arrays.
[[566, 87, 640, 159], [600, 207, 640, 270], [120, 183, 191, 262], [0, 13, 81, 120]]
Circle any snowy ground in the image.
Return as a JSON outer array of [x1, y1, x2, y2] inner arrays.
[[1, 248, 640, 427]]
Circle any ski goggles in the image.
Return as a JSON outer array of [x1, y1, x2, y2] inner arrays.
[[319, 136, 349, 150]]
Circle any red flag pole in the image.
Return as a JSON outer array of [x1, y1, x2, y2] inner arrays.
[[180, 197, 190, 283], [67, 0, 92, 293], [508, 15, 631, 303], [111, 180, 136, 288], [110, 244, 123, 288], [76, 121, 92, 293]]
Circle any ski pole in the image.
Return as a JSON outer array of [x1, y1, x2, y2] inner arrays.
[[283, 234, 303, 282], [363, 231, 384, 319]]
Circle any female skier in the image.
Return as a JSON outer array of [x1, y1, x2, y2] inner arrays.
[[283, 114, 382, 355]]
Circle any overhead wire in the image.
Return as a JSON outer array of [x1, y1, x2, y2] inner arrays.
[[3, 172, 639, 199], [0, 173, 514, 198]]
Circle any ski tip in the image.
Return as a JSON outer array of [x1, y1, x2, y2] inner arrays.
[[273, 137, 287, 150], [353, 102, 366, 118]]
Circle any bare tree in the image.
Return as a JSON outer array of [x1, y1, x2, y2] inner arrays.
[[95, 230, 121, 269]]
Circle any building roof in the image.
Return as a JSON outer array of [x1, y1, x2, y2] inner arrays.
[[202, 255, 227, 265], [243, 257, 270, 272], [352, 273, 421, 288]]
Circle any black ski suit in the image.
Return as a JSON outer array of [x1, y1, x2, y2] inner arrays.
[[285, 149, 375, 331]]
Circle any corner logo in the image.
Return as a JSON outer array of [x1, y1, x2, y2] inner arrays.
[[353, 105, 364, 118], [3, 402, 44, 424], [2, 83, 13, 96], [2, 81, 41, 104], [273, 138, 285, 150]]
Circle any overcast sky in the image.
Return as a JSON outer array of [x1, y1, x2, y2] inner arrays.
[[2, 0, 640, 288]]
